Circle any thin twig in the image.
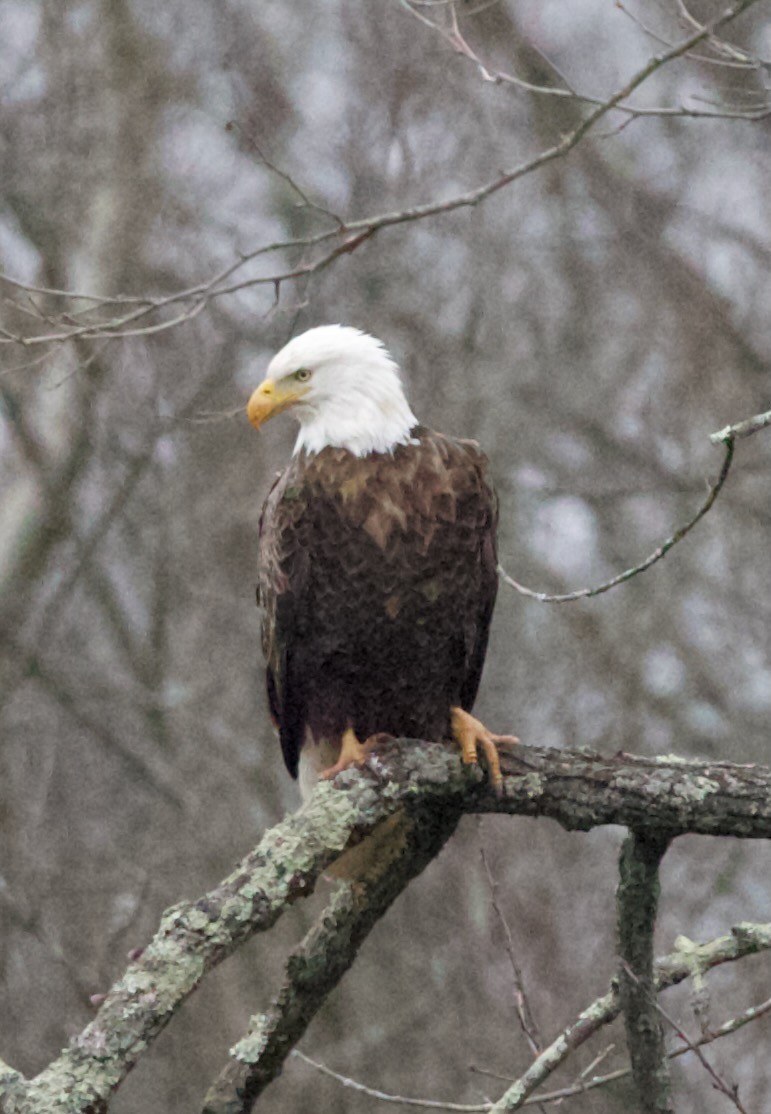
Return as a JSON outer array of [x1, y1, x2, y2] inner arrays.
[[485, 920, 771, 1113], [478, 835, 543, 1057], [481, 996, 771, 1103], [500, 403, 771, 605], [573, 1042, 616, 1086], [0, 0, 762, 348], [652, 997, 749, 1114], [498, 436, 734, 603], [710, 407, 771, 444], [400, 0, 770, 118], [618, 0, 766, 68], [292, 987, 771, 1111], [224, 123, 346, 229], [293, 1050, 490, 1111]]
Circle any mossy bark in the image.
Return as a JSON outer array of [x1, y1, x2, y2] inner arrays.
[[2, 740, 771, 1113], [202, 804, 459, 1114]]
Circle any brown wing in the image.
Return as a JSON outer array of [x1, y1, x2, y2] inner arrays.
[[257, 463, 313, 778], [454, 439, 499, 712]]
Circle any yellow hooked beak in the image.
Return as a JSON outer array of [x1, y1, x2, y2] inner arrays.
[[246, 378, 307, 430]]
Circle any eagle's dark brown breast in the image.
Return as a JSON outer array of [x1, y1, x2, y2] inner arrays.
[[257, 426, 498, 778]]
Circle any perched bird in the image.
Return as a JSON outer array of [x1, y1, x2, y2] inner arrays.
[[247, 325, 514, 802]]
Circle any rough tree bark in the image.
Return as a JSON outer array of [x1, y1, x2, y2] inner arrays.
[[617, 831, 673, 1114], [2, 738, 771, 1114]]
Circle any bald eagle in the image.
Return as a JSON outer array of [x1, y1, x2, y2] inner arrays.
[[248, 325, 513, 799]]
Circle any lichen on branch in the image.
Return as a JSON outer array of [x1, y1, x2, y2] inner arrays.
[[2, 739, 771, 1113]]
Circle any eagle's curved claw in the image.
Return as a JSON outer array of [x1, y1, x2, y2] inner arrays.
[[450, 707, 519, 796], [320, 728, 386, 780]]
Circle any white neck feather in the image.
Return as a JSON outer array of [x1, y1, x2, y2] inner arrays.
[[294, 391, 417, 456]]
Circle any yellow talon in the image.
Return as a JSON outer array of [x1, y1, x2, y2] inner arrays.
[[450, 707, 519, 795], [320, 727, 372, 780]]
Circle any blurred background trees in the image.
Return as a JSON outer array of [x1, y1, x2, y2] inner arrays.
[[1, 1, 770, 1109]]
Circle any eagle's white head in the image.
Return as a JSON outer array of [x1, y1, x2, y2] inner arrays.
[[247, 325, 418, 456]]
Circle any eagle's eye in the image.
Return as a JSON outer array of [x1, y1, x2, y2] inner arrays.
[[294, 368, 312, 383]]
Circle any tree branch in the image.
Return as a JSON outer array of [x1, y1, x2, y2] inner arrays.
[[399, 0, 770, 121], [617, 831, 673, 1113], [499, 400, 771, 605], [2, 740, 771, 1112], [710, 407, 771, 444], [202, 806, 459, 1114], [651, 996, 748, 1113], [488, 920, 771, 1112], [0, 0, 761, 347], [479, 838, 544, 1057], [297, 929, 771, 1111], [498, 435, 734, 603]]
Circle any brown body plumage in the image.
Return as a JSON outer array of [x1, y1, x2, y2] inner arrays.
[[258, 426, 499, 780]]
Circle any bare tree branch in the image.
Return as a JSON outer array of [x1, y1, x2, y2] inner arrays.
[[3, 740, 771, 1112], [294, 1047, 492, 1112], [478, 836, 544, 1058], [293, 986, 771, 1110], [399, 0, 771, 120], [202, 808, 458, 1114], [537, 996, 771, 1105], [499, 404, 771, 604], [617, 832, 673, 1114], [486, 921, 771, 1113], [0, 0, 762, 348], [224, 122, 346, 230], [23, 653, 184, 810], [0, 363, 227, 715], [652, 996, 749, 1114], [710, 407, 771, 444]]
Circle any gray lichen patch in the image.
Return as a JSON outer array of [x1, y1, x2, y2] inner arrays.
[[510, 771, 545, 799], [671, 775, 720, 803], [7, 741, 771, 1114], [231, 1014, 271, 1064]]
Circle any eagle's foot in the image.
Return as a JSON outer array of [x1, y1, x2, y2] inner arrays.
[[320, 727, 382, 781], [450, 707, 519, 796]]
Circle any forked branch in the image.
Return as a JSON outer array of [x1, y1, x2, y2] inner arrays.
[[2, 741, 771, 1112]]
